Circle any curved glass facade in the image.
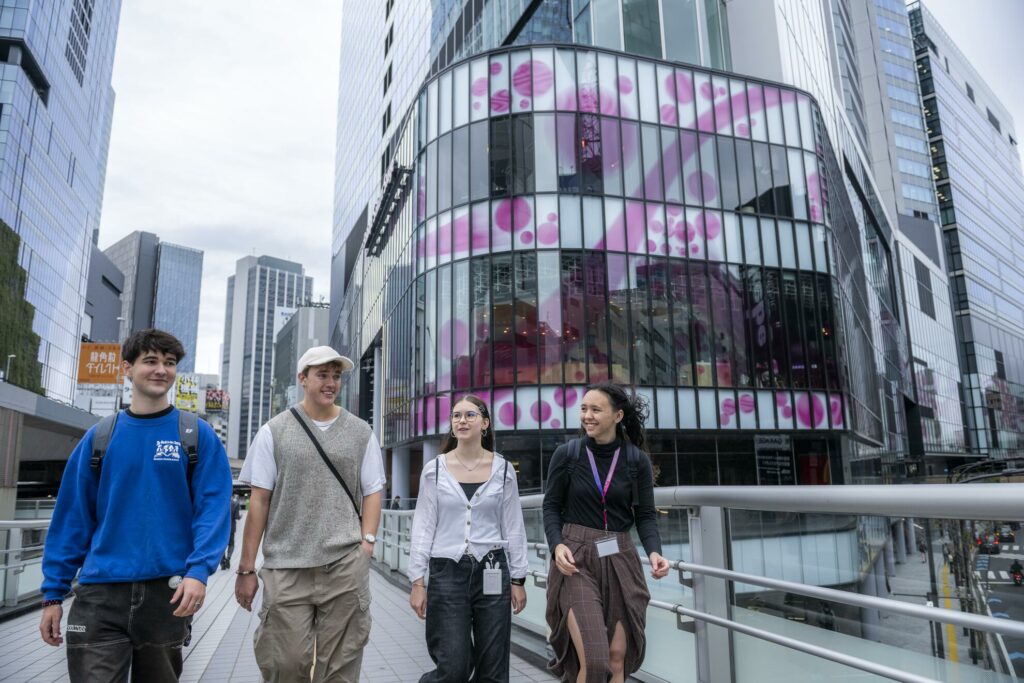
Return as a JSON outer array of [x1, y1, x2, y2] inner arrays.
[[356, 46, 864, 490]]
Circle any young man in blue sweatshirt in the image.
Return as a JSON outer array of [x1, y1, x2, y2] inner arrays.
[[39, 328, 233, 682]]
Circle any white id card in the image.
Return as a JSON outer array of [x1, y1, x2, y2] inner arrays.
[[483, 567, 503, 595], [596, 538, 620, 558]]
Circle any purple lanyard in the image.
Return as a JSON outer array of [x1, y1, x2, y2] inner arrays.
[[586, 447, 620, 531]]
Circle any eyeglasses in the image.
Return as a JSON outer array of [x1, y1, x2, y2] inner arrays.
[[450, 411, 481, 422]]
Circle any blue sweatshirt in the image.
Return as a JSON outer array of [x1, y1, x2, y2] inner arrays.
[[42, 407, 232, 601]]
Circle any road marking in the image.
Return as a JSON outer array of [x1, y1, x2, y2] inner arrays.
[[942, 563, 959, 663], [989, 571, 997, 579], [1001, 571, 1010, 580]]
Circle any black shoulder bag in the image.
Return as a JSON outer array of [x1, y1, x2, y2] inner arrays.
[[290, 407, 362, 522]]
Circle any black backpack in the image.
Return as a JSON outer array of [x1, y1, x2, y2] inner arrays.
[[565, 437, 641, 509], [90, 410, 200, 491]]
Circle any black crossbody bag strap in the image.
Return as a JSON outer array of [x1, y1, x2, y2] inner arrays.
[[289, 408, 362, 522]]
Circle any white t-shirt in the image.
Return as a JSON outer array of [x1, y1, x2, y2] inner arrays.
[[239, 416, 386, 495]]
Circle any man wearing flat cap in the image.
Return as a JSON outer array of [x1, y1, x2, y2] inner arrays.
[[235, 346, 385, 682]]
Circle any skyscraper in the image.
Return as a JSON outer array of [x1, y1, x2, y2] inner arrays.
[[104, 231, 204, 372], [911, 2, 1024, 459], [272, 304, 331, 414], [222, 256, 313, 460], [0, 0, 122, 402]]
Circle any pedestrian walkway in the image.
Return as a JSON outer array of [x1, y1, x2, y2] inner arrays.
[[0, 518, 556, 682]]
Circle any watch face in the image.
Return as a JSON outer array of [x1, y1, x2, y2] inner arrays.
[[364, 533, 377, 543]]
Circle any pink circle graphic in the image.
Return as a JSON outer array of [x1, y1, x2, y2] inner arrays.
[[736, 123, 750, 136], [521, 231, 534, 244], [531, 401, 552, 423], [490, 61, 503, 75], [617, 75, 633, 94], [660, 104, 677, 126], [649, 220, 664, 234], [471, 78, 488, 97], [550, 419, 561, 429], [782, 407, 793, 419], [494, 197, 532, 232], [491, 89, 510, 113], [796, 394, 826, 428], [537, 221, 559, 245], [498, 402, 519, 426], [666, 71, 694, 103], [473, 102, 481, 110], [701, 212, 721, 239], [699, 81, 714, 100], [554, 387, 578, 408], [739, 394, 755, 413], [512, 63, 532, 95], [519, 99, 530, 108]]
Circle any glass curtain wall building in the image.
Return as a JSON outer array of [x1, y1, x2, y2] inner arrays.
[[911, 3, 1024, 459], [0, 0, 121, 402], [334, 0, 933, 494], [222, 256, 313, 460]]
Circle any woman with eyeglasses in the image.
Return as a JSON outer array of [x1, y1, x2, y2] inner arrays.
[[408, 395, 529, 682], [543, 382, 670, 683]]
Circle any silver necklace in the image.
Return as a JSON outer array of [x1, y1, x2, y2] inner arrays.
[[452, 450, 485, 471]]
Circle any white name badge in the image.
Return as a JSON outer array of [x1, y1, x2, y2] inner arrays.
[[596, 538, 620, 558], [483, 567, 503, 595]]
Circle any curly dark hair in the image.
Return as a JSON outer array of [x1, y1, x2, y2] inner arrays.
[[581, 381, 650, 452]]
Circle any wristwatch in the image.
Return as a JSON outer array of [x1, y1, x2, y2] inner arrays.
[[363, 533, 377, 544]]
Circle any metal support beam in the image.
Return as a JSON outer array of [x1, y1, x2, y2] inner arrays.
[[688, 506, 734, 683]]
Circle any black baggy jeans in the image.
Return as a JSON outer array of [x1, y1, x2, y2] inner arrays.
[[65, 578, 191, 683], [420, 550, 512, 683]]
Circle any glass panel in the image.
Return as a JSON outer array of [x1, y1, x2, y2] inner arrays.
[[583, 196, 603, 249], [605, 197, 626, 251], [470, 121, 489, 201], [562, 252, 588, 385], [470, 57, 489, 122], [437, 264, 452, 391], [453, 205, 470, 261], [747, 82, 767, 142], [667, 204, 687, 258], [428, 78, 438, 140], [471, 201, 489, 255], [453, 64, 469, 129], [735, 139, 757, 213], [763, 269, 785, 386], [801, 272, 824, 389], [637, 60, 658, 123], [535, 114, 558, 193], [453, 126, 469, 207], [560, 195, 582, 248], [679, 388, 698, 427], [781, 89, 800, 147], [513, 115, 536, 196], [731, 79, 750, 138], [516, 386, 540, 429], [698, 134, 720, 208], [532, 48, 556, 111], [670, 262, 694, 386], [492, 255, 514, 384], [717, 136, 739, 212], [818, 273, 840, 389], [492, 388, 515, 429], [623, 0, 662, 58], [577, 50, 599, 114], [795, 222, 813, 272], [694, 71, 714, 133], [512, 196, 536, 251], [555, 48, 577, 111], [622, 121, 644, 199], [592, 0, 621, 50], [805, 152, 823, 223], [585, 252, 610, 382], [753, 142, 774, 214], [437, 133, 452, 212], [782, 272, 806, 389], [580, 113, 603, 193], [537, 251, 563, 383], [492, 199, 513, 253], [812, 224, 828, 274], [726, 264, 752, 387], [472, 257, 491, 386], [425, 269, 437, 391], [439, 71, 452, 135], [642, 124, 663, 201], [675, 69, 696, 130], [538, 386, 564, 429], [711, 266, 732, 388], [656, 387, 677, 429], [511, 51, 532, 113], [426, 216, 437, 270], [557, 113, 579, 192], [771, 145, 792, 217], [662, 128, 683, 203], [686, 207, 706, 259], [663, 0, 700, 64], [598, 52, 619, 116], [680, 131, 700, 206], [742, 215, 761, 265], [601, 117, 623, 195], [438, 211, 452, 265], [608, 253, 632, 382], [626, 200, 646, 254], [778, 219, 796, 269], [699, 388, 717, 427], [647, 203, 667, 256], [764, 87, 785, 145], [618, 57, 638, 119], [713, 76, 732, 135], [515, 253, 538, 383], [536, 194, 560, 248], [417, 153, 426, 223], [426, 140, 437, 217], [649, 258, 673, 384], [797, 94, 814, 151], [490, 54, 510, 115], [490, 117, 511, 197], [723, 212, 741, 264], [691, 261, 712, 386], [761, 219, 779, 268]]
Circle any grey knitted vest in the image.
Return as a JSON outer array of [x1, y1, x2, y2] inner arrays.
[[262, 405, 371, 568]]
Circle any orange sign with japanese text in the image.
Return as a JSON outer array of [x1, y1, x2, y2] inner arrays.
[[78, 343, 122, 384]]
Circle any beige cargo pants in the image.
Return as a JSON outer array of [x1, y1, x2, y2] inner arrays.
[[255, 546, 372, 682]]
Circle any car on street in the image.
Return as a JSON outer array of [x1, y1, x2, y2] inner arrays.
[[999, 526, 1016, 543], [978, 534, 1001, 554]]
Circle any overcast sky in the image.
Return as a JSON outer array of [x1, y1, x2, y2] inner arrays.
[[97, 1, 1022, 377]]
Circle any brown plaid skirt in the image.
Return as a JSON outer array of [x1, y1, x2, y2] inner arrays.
[[545, 523, 651, 682]]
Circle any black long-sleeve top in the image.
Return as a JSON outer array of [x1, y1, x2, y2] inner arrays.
[[543, 437, 662, 556]]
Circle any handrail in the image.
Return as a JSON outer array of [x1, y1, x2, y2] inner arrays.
[[0, 520, 51, 530], [519, 483, 1024, 519]]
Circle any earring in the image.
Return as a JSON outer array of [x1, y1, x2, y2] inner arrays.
[[482, 428, 488, 436]]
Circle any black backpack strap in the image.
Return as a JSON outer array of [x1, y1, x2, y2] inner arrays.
[[89, 412, 120, 474], [567, 437, 582, 477], [626, 443, 641, 509], [179, 411, 200, 486], [290, 408, 362, 522]]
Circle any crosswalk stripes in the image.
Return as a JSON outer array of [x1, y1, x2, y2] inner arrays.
[[987, 570, 1013, 580]]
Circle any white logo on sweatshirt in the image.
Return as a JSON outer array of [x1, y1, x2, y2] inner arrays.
[[154, 440, 182, 462]]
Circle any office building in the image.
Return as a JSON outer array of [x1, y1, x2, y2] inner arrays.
[[104, 231, 204, 372], [83, 245, 125, 344], [272, 304, 331, 414], [222, 256, 313, 460], [0, 1, 122, 402], [911, 3, 1024, 459]]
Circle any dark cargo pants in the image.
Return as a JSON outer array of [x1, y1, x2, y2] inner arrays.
[[65, 578, 191, 683]]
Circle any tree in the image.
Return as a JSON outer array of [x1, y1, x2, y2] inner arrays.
[[0, 219, 44, 394]]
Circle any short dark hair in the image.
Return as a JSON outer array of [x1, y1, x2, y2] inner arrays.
[[122, 329, 186, 364]]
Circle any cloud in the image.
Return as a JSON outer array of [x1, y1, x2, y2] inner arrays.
[[99, 0, 342, 375]]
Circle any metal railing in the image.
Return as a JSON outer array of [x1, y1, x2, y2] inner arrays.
[[376, 484, 1024, 683], [0, 520, 50, 608]]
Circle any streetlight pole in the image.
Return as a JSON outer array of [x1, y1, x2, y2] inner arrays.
[[4, 354, 14, 382]]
